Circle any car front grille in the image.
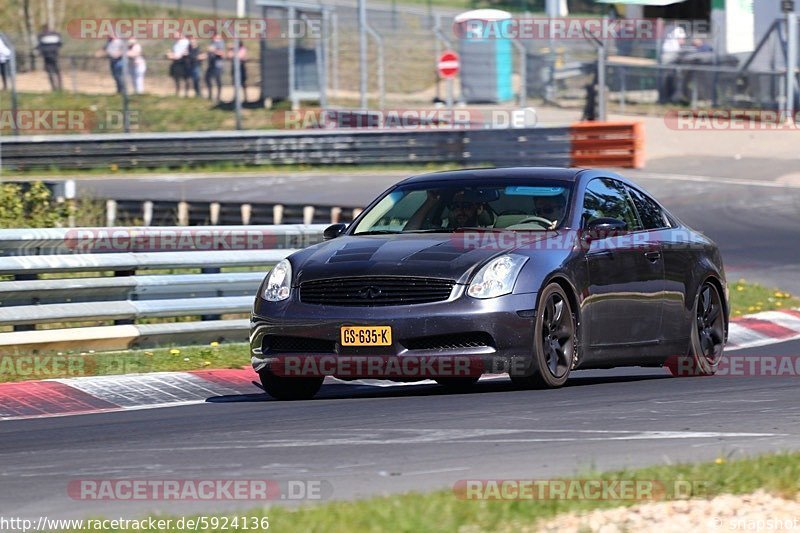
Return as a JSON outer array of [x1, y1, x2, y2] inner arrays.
[[263, 335, 336, 353], [299, 276, 455, 306], [402, 332, 494, 351]]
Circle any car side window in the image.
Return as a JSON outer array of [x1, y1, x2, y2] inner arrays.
[[627, 187, 670, 230], [581, 178, 641, 230]]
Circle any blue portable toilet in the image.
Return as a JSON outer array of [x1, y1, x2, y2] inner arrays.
[[454, 9, 514, 104]]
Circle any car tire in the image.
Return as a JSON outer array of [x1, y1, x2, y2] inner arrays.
[[671, 281, 725, 377], [435, 377, 480, 390], [511, 282, 577, 389], [259, 371, 323, 401]]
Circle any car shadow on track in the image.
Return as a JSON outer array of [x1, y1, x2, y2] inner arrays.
[[205, 369, 672, 403]]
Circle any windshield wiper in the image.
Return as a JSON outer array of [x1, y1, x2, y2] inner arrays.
[[403, 228, 456, 233]]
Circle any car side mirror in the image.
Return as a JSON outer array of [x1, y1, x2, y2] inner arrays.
[[583, 218, 628, 244], [323, 223, 348, 240]]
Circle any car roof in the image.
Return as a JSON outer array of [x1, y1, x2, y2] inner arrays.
[[398, 167, 587, 185]]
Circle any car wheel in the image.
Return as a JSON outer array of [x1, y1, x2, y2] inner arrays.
[[683, 281, 725, 376], [511, 282, 576, 389], [435, 377, 480, 390], [259, 371, 323, 400]]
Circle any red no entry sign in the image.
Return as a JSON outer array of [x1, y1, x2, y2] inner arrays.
[[437, 51, 460, 79]]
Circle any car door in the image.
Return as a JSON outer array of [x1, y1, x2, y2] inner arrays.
[[626, 185, 688, 349], [581, 178, 666, 357]]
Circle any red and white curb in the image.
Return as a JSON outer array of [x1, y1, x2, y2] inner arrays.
[[1, 310, 799, 422]]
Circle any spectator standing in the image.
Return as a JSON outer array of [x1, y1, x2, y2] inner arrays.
[[187, 37, 203, 97], [205, 34, 225, 102], [228, 42, 248, 102], [0, 35, 11, 91], [97, 36, 126, 94], [167, 32, 190, 96], [36, 25, 63, 91], [127, 37, 146, 94]]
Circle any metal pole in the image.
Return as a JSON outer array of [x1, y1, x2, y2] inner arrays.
[[365, 25, 384, 110], [233, 0, 245, 130], [358, 0, 368, 108], [512, 39, 527, 107], [597, 40, 606, 121], [320, 9, 329, 108], [122, 49, 130, 133], [786, 12, 797, 122], [9, 37, 19, 136], [331, 11, 339, 96], [288, 6, 297, 109]]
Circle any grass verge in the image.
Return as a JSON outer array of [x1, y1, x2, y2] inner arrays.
[[57, 452, 800, 532], [729, 279, 798, 317]]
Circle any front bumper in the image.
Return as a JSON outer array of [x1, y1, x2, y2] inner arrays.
[[250, 287, 537, 379]]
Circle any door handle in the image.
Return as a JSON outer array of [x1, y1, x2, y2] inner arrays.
[[588, 250, 614, 259], [644, 251, 662, 262]]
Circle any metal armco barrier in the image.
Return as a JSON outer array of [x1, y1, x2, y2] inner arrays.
[[570, 121, 645, 169], [0, 127, 573, 170], [0, 225, 327, 354]]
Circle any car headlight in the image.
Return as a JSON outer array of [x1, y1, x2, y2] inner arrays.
[[263, 259, 292, 302], [467, 254, 528, 299]]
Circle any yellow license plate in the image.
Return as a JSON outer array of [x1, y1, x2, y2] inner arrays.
[[340, 326, 392, 346]]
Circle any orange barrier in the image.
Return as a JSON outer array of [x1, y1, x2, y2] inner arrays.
[[570, 121, 645, 169]]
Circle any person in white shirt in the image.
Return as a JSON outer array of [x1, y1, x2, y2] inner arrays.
[[127, 37, 146, 94], [167, 32, 190, 96], [0, 35, 11, 90]]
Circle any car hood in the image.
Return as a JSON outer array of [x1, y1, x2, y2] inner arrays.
[[293, 232, 558, 285]]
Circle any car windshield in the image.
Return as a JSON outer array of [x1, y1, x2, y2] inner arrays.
[[353, 181, 572, 234]]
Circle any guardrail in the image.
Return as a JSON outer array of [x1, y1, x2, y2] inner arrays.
[[2, 123, 645, 171], [0, 225, 326, 354], [1, 127, 572, 170]]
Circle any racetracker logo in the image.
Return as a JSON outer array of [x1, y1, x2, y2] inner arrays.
[[67, 18, 319, 40], [664, 110, 800, 130], [452, 18, 707, 41], [273, 355, 485, 378], [58, 228, 313, 253], [0, 353, 147, 377], [0, 109, 137, 133], [280, 108, 538, 130], [453, 479, 708, 501], [67, 479, 332, 501], [666, 355, 800, 377]]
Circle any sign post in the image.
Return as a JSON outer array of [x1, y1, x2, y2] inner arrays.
[[437, 50, 460, 111]]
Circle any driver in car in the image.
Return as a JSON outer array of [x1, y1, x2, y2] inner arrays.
[[405, 189, 489, 230], [447, 190, 488, 228], [534, 194, 567, 227]]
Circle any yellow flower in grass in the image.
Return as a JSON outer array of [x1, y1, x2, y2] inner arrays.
[[210, 341, 219, 348], [715, 457, 726, 465], [202, 361, 212, 367], [170, 349, 181, 356], [735, 285, 745, 292]]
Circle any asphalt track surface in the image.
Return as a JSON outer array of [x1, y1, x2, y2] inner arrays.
[[1, 169, 799, 521]]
